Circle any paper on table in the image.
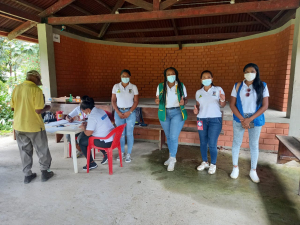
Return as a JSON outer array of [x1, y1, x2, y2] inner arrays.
[[45, 120, 83, 128], [45, 120, 68, 127], [45, 124, 82, 133]]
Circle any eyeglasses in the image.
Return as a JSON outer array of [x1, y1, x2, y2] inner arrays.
[[245, 88, 251, 97]]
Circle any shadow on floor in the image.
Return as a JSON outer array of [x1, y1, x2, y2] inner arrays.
[[138, 145, 300, 225]]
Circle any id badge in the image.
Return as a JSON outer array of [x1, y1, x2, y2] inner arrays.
[[197, 120, 203, 130]]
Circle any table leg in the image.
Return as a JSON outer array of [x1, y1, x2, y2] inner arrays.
[[71, 133, 78, 173], [63, 134, 68, 158]]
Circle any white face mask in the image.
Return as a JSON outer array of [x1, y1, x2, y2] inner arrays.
[[244, 73, 256, 81]]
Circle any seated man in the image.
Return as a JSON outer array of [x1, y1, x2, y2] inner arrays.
[[78, 97, 115, 170], [66, 96, 107, 164]]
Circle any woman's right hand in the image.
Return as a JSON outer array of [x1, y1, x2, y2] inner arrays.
[[155, 98, 160, 105], [193, 105, 198, 115], [117, 111, 124, 119]]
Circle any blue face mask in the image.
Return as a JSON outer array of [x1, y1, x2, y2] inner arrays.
[[167, 75, 176, 83], [121, 78, 130, 84], [202, 79, 212, 86]]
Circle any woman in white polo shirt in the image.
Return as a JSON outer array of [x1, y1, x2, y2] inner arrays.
[[78, 97, 115, 170], [111, 69, 139, 163], [193, 70, 226, 175], [230, 63, 269, 183], [155, 67, 188, 172]]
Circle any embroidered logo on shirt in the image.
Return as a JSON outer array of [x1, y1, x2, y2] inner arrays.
[[129, 89, 132, 94], [117, 89, 120, 93], [212, 91, 216, 96], [79, 113, 82, 116], [101, 114, 108, 120], [199, 95, 202, 98]]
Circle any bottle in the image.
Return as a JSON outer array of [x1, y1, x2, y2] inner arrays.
[[69, 94, 73, 103]]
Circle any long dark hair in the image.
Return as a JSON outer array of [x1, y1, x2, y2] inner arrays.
[[200, 70, 215, 88], [161, 67, 184, 105], [243, 63, 264, 106], [80, 96, 95, 110]]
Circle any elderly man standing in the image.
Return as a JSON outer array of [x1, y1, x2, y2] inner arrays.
[[11, 70, 54, 184]]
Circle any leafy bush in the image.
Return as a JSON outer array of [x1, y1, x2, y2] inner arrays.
[[0, 81, 13, 131]]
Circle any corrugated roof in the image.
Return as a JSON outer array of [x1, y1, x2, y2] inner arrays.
[[0, 0, 296, 44]]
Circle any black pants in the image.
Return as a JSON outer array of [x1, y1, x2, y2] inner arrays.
[[78, 132, 112, 163]]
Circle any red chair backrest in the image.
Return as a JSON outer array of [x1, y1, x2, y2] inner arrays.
[[104, 110, 114, 122], [110, 123, 126, 149], [88, 123, 126, 149]]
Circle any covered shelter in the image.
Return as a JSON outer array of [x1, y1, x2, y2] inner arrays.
[[1, 1, 300, 224]]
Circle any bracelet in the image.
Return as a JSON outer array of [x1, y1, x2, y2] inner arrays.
[[220, 99, 225, 102], [130, 111, 132, 114]]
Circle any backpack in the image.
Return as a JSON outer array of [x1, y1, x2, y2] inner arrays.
[[135, 107, 147, 127]]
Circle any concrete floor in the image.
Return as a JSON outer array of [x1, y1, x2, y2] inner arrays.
[[0, 134, 300, 225]]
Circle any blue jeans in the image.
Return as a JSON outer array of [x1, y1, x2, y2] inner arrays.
[[114, 108, 136, 154], [232, 120, 262, 169], [159, 108, 185, 158], [197, 117, 222, 165]]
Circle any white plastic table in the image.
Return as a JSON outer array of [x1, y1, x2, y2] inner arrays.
[[45, 122, 82, 173]]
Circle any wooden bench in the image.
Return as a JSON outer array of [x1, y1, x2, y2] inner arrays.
[[276, 135, 300, 195], [138, 124, 223, 150], [137, 107, 224, 150]]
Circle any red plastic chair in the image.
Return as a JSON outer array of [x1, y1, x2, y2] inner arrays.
[[86, 124, 126, 174], [69, 110, 114, 158]]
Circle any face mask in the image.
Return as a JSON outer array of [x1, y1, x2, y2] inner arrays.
[[121, 78, 130, 84], [202, 79, 212, 86], [244, 73, 256, 81], [167, 75, 176, 83]]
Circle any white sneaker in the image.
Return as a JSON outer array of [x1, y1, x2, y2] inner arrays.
[[116, 153, 125, 161], [208, 164, 216, 174], [249, 169, 260, 183], [167, 157, 176, 171], [230, 166, 239, 179], [197, 161, 210, 171], [125, 154, 131, 163], [164, 157, 171, 166]]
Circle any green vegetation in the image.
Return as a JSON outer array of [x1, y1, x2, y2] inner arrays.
[[0, 37, 40, 133]]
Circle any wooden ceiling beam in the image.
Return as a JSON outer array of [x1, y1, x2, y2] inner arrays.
[[8, 0, 43, 12], [271, 10, 285, 23], [124, 0, 153, 11], [3, 1, 99, 38], [48, 0, 300, 25], [69, 4, 93, 15], [153, 0, 160, 11], [0, 13, 25, 22], [0, 2, 41, 22], [272, 9, 297, 29], [105, 32, 260, 43], [160, 0, 184, 10], [7, 20, 37, 40], [248, 12, 272, 29], [38, 0, 76, 17], [93, 0, 112, 12], [98, 0, 125, 38], [171, 19, 182, 49], [106, 21, 261, 35]]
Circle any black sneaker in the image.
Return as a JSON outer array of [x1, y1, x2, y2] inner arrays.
[[83, 162, 98, 170], [41, 170, 54, 182], [24, 173, 37, 184], [101, 154, 108, 165]]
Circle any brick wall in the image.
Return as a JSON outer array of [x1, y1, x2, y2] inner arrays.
[[134, 120, 289, 151], [54, 25, 294, 112]]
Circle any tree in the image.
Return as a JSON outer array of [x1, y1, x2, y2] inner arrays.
[[0, 37, 39, 81]]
